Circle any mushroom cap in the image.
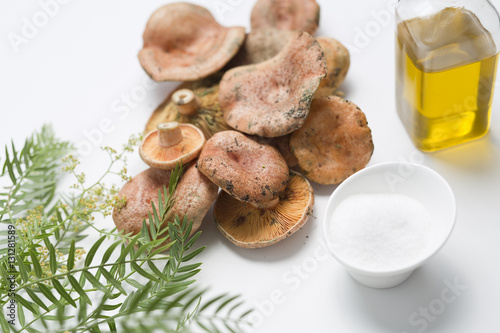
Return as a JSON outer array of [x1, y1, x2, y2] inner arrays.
[[290, 96, 374, 185], [197, 130, 289, 204], [213, 171, 314, 248], [165, 163, 219, 232], [315, 37, 350, 97], [220, 31, 327, 137], [271, 134, 298, 168], [225, 28, 295, 68], [145, 75, 232, 139], [250, 0, 320, 35], [112, 168, 172, 238], [138, 3, 246, 82], [140, 122, 205, 170], [112, 164, 217, 244], [255, 134, 298, 168]]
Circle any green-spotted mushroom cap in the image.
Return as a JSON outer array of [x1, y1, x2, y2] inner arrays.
[[138, 3, 246, 82], [145, 75, 232, 139], [290, 96, 374, 185], [112, 164, 218, 246], [225, 28, 295, 68], [219, 31, 327, 138], [315, 37, 350, 97], [213, 171, 314, 248], [139, 122, 205, 170], [196, 130, 289, 204], [251, 0, 320, 35]]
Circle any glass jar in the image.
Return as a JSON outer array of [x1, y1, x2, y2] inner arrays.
[[395, 0, 500, 152]]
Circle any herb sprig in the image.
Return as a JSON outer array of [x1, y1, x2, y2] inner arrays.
[[0, 125, 252, 332]]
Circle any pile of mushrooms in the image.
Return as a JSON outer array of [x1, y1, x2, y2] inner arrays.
[[113, 122, 218, 244], [114, 0, 374, 249]]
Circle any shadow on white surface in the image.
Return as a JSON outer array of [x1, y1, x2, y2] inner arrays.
[[311, 182, 339, 198], [220, 215, 316, 262], [336, 77, 355, 97], [430, 133, 499, 172], [144, 81, 182, 115], [196, 182, 336, 262], [195, 205, 222, 249], [339, 257, 470, 333]]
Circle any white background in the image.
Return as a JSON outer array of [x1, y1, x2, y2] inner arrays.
[[1, 0, 500, 332]]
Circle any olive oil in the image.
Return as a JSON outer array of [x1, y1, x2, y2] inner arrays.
[[396, 7, 499, 151]]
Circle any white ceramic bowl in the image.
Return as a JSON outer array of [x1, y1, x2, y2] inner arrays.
[[323, 162, 456, 288]]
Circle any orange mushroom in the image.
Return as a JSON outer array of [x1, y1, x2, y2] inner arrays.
[[256, 134, 299, 168], [213, 171, 314, 248], [113, 164, 218, 245], [196, 130, 289, 204], [290, 96, 374, 185], [138, 3, 246, 82], [315, 37, 350, 97], [226, 28, 294, 68], [140, 122, 205, 170], [219, 31, 327, 137], [251, 0, 320, 35]]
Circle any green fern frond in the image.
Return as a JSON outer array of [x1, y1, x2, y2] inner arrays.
[[0, 125, 71, 219], [0, 126, 252, 333]]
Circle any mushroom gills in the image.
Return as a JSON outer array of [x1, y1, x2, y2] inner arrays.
[[214, 171, 314, 248], [140, 122, 206, 170]]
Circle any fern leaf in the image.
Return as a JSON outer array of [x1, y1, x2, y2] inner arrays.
[[37, 283, 61, 307], [85, 236, 107, 267], [52, 279, 77, 308], [0, 310, 11, 332], [82, 271, 112, 297], [100, 268, 127, 295], [15, 294, 39, 316], [25, 288, 50, 312]]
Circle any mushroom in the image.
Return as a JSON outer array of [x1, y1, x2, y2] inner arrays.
[[213, 171, 314, 248], [250, 0, 320, 35], [315, 37, 350, 97], [196, 130, 289, 204], [167, 163, 219, 233], [145, 75, 232, 139], [112, 164, 218, 244], [225, 29, 295, 68], [290, 96, 374, 185], [138, 3, 246, 82], [219, 31, 327, 137], [255, 134, 299, 168], [139, 122, 205, 170]]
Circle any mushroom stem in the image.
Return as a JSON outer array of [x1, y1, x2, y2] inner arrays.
[[172, 89, 200, 116], [157, 122, 183, 147], [249, 197, 280, 209]]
